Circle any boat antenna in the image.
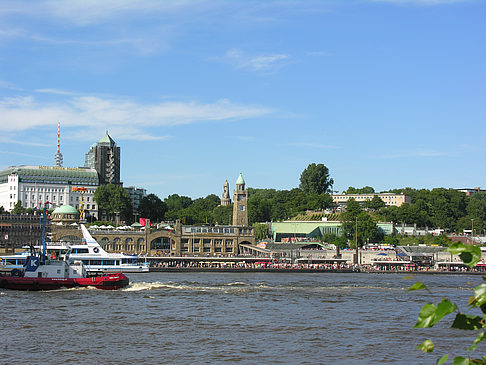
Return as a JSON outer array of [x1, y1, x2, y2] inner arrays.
[[40, 201, 50, 264]]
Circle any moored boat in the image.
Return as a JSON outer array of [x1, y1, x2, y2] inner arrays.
[[0, 205, 129, 291]]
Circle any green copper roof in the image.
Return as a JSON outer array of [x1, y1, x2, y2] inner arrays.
[[0, 166, 99, 185], [53, 205, 79, 215], [236, 173, 245, 185], [98, 131, 116, 146]]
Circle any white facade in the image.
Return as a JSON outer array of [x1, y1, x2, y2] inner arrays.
[[0, 166, 99, 218], [332, 193, 411, 207]]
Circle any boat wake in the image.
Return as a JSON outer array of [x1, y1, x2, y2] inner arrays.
[[123, 281, 254, 292]]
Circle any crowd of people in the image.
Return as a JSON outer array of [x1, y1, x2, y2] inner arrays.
[[146, 258, 486, 273]]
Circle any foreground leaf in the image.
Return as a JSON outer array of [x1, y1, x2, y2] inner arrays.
[[417, 339, 434, 353], [473, 284, 486, 308], [437, 355, 448, 365], [453, 356, 470, 365], [468, 332, 486, 351], [409, 282, 428, 291], [448, 243, 482, 268], [451, 314, 484, 331], [415, 303, 438, 328], [415, 299, 456, 328]]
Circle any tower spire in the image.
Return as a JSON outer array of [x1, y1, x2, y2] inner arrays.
[[54, 121, 63, 167]]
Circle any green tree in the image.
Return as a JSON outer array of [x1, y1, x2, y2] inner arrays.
[[346, 186, 375, 194], [364, 195, 386, 211], [253, 223, 269, 240], [341, 199, 382, 247], [299, 163, 334, 195], [164, 194, 193, 220], [138, 193, 167, 223], [322, 232, 348, 248], [248, 197, 272, 224], [306, 192, 333, 211], [12, 200, 25, 215], [212, 204, 233, 225], [94, 184, 132, 222], [340, 198, 362, 244]]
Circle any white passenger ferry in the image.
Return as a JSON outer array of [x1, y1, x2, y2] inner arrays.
[[1, 225, 149, 274]]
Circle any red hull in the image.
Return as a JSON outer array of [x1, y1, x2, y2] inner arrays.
[[0, 273, 129, 291]]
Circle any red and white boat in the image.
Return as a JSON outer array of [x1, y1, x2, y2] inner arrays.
[[0, 255, 129, 291], [0, 205, 129, 291]]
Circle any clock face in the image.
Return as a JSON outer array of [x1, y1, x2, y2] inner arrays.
[[238, 194, 245, 201]]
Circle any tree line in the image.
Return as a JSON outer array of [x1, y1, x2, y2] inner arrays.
[[5, 163, 485, 240]]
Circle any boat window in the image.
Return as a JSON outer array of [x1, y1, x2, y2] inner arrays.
[[73, 248, 89, 254], [102, 260, 115, 266]]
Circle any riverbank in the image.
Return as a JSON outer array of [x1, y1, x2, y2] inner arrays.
[[149, 267, 485, 274]]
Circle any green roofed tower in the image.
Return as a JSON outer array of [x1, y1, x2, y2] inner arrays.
[[232, 173, 248, 226]]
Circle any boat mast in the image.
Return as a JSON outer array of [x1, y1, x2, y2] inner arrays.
[[41, 202, 49, 264]]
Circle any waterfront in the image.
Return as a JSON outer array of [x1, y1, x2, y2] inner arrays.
[[1, 272, 483, 364]]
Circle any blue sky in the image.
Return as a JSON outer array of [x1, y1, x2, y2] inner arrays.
[[0, 0, 485, 199]]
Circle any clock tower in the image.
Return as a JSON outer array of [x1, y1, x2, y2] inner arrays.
[[232, 173, 248, 226]]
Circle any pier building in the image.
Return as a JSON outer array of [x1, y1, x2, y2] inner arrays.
[[271, 220, 394, 242], [50, 219, 255, 256], [0, 214, 48, 253]]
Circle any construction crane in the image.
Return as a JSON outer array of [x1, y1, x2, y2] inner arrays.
[[72, 187, 87, 221]]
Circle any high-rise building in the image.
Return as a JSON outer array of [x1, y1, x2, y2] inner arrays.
[[124, 186, 147, 213], [232, 173, 248, 226], [221, 179, 231, 206], [85, 132, 121, 185]]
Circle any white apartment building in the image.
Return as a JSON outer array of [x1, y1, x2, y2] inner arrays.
[[0, 165, 100, 218], [332, 193, 411, 207]]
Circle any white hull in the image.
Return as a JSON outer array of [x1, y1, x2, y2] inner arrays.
[[84, 265, 149, 273]]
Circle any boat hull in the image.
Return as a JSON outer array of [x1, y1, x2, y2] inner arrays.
[[0, 273, 129, 291]]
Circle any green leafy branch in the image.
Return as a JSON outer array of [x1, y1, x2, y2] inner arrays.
[[408, 242, 486, 364]]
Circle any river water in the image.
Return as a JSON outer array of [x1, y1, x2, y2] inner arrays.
[[0, 272, 483, 364]]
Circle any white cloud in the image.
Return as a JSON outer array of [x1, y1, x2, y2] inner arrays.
[[0, 0, 198, 26], [0, 150, 48, 159], [220, 48, 291, 73], [35, 88, 74, 96], [0, 136, 51, 147], [0, 94, 273, 141]]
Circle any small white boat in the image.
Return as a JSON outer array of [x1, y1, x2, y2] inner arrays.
[[47, 225, 150, 274], [1, 225, 149, 274]]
